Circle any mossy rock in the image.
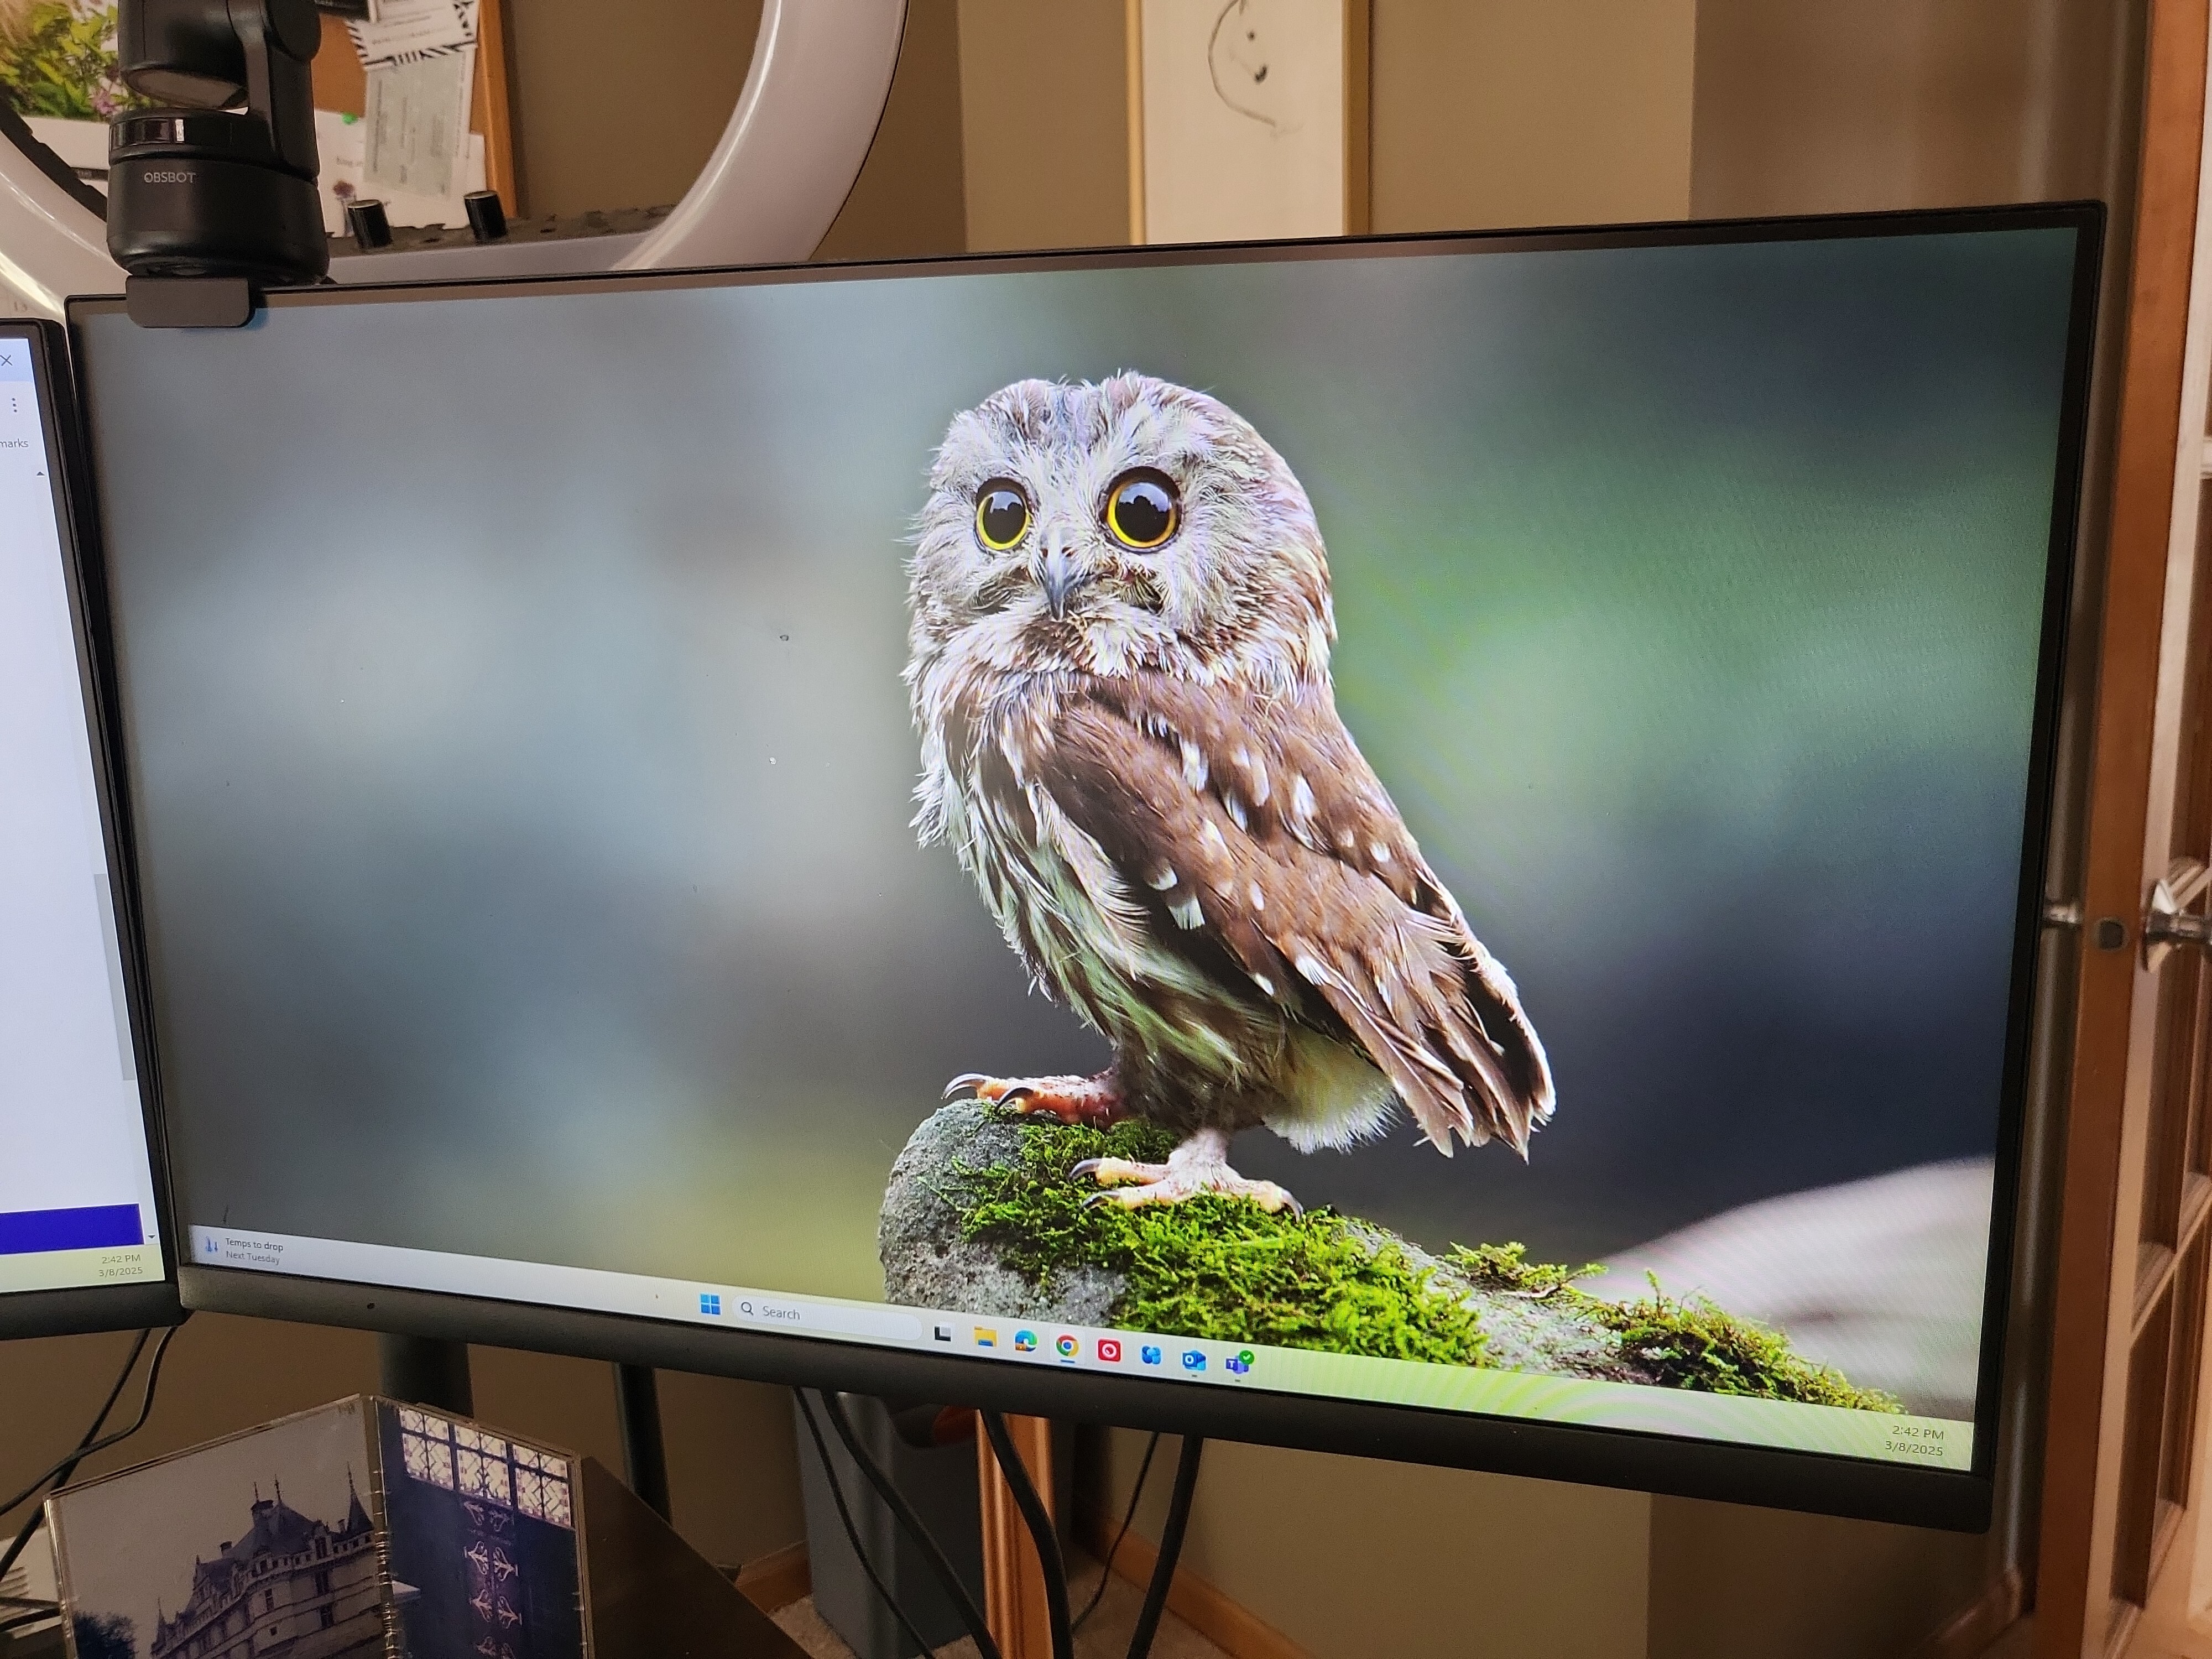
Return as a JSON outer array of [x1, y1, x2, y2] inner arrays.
[[879, 1102, 1899, 1411]]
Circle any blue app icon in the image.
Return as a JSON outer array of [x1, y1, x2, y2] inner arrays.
[[699, 1292, 722, 1316], [1181, 1350, 1206, 1373], [1140, 1345, 1162, 1365]]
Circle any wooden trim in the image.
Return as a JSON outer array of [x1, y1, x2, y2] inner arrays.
[[2104, 1598, 2143, 1658], [1903, 1569, 2025, 1659], [2031, 1, 2211, 1653], [978, 1414, 1057, 1659], [1124, 0, 1146, 244], [1077, 1507, 1314, 1659], [1342, 0, 1371, 236], [732, 1540, 811, 1614], [470, 0, 520, 213]]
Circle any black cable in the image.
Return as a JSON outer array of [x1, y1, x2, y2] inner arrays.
[[1125, 1436, 1203, 1659], [0, 1321, 170, 1594], [814, 1391, 999, 1659], [794, 1390, 940, 1659], [1074, 1431, 1160, 1632], [0, 1317, 188, 1522], [978, 1409, 1073, 1659]]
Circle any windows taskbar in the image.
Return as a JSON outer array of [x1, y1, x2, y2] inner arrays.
[[187, 1224, 1973, 1474], [0, 1202, 164, 1295]]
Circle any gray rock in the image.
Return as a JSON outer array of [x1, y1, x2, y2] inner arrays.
[[879, 1102, 1634, 1379], [878, 1100, 1128, 1324], [875, 1102, 1878, 1404], [1364, 1228, 1636, 1382]]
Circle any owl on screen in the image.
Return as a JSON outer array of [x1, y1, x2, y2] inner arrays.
[[906, 373, 1555, 1211]]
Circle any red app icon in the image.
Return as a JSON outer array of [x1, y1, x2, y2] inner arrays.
[[1097, 1338, 1123, 1363]]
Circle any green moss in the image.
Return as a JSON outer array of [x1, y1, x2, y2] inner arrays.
[[1447, 1241, 1604, 1298], [1590, 1276, 1902, 1412], [947, 1110, 1902, 1411], [953, 1112, 1490, 1366]]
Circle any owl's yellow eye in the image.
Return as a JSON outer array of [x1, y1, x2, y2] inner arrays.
[[1105, 469, 1179, 551], [975, 481, 1031, 551]]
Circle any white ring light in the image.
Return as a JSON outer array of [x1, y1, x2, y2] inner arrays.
[[0, 112, 122, 316], [0, 0, 906, 315], [618, 0, 907, 273]]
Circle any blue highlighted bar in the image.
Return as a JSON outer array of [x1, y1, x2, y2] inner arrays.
[[0, 1204, 143, 1256]]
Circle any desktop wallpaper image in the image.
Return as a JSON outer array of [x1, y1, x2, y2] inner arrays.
[[78, 226, 2079, 1426]]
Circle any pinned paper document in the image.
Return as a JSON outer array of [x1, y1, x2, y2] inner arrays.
[[336, 0, 483, 229], [350, 0, 473, 64]]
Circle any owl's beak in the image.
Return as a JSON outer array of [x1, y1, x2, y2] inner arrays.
[[1038, 541, 1088, 618]]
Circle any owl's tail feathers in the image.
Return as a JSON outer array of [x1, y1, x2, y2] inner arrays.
[[1288, 941, 1551, 1161], [1321, 947, 1556, 1159], [1443, 938, 1558, 1158]]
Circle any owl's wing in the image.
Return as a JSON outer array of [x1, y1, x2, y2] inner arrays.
[[1044, 674, 1557, 1155]]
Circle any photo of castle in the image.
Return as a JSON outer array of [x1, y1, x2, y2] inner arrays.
[[49, 1401, 390, 1659], [49, 1397, 588, 1659], [145, 1481, 381, 1659]]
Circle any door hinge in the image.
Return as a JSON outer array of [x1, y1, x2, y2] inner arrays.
[[2144, 858, 2212, 971]]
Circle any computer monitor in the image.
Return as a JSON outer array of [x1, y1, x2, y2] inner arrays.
[[69, 205, 2099, 1527], [0, 321, 175, 1338]]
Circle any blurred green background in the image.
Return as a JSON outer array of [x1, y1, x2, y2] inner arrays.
[[85, 225, 2075, 1307]]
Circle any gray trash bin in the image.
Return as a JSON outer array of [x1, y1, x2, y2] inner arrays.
[[794, 1395, 1070, 1659]]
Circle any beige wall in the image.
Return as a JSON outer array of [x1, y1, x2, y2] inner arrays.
[[1370, 0, 1697, 232], [0, 1317, 805, 1575], [1647, 1499, 1988, 1659], [1688, 0, 2138, 216], [1094, 1429, 1650, 1658], [954, 0, 1131, 252], [502, 0, 963, 255], [502, 0, 763, 220], [815, 0, 968, 263], [950, 0, 1703, 249]]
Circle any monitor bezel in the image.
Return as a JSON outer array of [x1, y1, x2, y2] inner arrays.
[[0, 319, 181, 1338], [69, 201, 2107, 1528]]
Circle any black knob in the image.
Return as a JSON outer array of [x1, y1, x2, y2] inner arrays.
[[345, 197, 392, 249], [464, 189, 507, 242]]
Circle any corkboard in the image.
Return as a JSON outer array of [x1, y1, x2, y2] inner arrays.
[[311, 4, 519, 211]]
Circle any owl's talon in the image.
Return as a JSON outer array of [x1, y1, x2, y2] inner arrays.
[[1073, 1156, 1168, 1188], [942, 1071, 1125, 1125], [1078, 1129, 1303, 1214]]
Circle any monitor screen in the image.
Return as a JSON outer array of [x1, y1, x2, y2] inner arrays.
[[72, 208, 2096, 1525], [0, 322, 170, 1335]]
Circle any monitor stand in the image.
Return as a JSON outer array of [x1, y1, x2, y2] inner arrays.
[[614, 1362, 673, 1521], [377, 1332, 473, 1415]]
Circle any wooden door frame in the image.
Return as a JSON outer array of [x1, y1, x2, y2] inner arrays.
[[2032, 0, 2212, 1652]]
